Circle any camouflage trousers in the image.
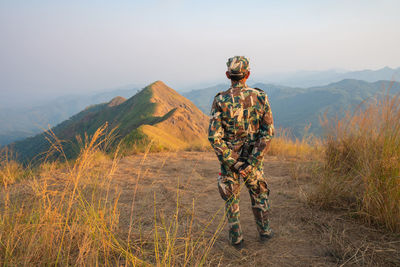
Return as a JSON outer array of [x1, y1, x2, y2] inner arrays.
[[217, 162, 271, 245]]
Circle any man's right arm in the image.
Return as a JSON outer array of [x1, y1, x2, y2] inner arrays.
[[247, 92, 274, 167], [208, 96, 238, 168]]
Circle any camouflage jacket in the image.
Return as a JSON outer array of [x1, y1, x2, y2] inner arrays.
[[208, 82, 274, 169]]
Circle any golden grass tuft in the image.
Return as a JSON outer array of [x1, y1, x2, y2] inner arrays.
[[0, 148, 26, 187], [311, 88, 400, 232]]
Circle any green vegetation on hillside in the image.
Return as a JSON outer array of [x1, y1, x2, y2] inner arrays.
[[11, 84, 159, 163]]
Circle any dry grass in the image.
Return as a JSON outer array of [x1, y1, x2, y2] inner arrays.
[[0, 125, 128, 265], [268, 127, 323, 160], [302, 209, 400, 267], [0, 148, 27, 187], [311, 87, 400, 232], [0, 125, 224, 266]]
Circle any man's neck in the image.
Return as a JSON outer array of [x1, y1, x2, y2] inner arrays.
[[231, 80, 247, 88]]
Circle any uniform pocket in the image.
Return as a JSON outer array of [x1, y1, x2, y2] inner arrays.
[[217, 175, 239, 201]]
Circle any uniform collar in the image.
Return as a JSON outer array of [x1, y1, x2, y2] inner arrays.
[[231, 81, 247, 89]]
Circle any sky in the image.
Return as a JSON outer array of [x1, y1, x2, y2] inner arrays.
[[1, 0, 400, 103]]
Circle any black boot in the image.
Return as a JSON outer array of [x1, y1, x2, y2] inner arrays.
[[260, 231, 274, 242], [232, 239, 245, 250]]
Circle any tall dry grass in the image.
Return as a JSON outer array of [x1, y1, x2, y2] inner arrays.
[[0, 125, 130, 265], [268, 126, 323, 160], [0, 148, 26, 188], [0, 124, 224, 266], [312, 89, 400, 232]]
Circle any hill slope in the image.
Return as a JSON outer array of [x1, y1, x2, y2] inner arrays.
[[184, 79, 400, 137], [11, 81, 209, 162]]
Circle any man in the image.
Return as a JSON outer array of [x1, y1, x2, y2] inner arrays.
[[208, 56, 274, 249]]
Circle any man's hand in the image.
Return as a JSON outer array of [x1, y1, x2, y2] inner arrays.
[[238, 163, 253, 177], [232, 161, 253, 177]]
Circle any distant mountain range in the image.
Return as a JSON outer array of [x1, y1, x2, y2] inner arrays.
[[183, 79, 400, 137], [11, 81, 209, 163], [1, 66, 399, 146], [261, 66, 400, 87]]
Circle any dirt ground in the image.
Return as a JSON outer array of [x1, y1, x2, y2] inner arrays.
[[113, 152, 400, 267]]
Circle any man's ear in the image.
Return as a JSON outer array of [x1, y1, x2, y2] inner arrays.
[[226, 71, 231, 79], [245, 71, 250, 79]]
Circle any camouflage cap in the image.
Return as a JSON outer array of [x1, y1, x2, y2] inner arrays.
[[226, 56, 250, 76]]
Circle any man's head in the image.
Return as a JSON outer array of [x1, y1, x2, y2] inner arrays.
[[226, 56, 250, 81]]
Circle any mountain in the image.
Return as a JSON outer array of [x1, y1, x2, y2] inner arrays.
[[261, 66, 400, 87], [10, 81, 209, 163], [341, 66, 400, 83], [184, 79, 400, 137], [0, 87, 139, 146]]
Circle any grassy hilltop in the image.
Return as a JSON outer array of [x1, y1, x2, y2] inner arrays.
[[11, 81, 209, 163]]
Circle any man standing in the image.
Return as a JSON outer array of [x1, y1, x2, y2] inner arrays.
[[208, 56, 274, 248]]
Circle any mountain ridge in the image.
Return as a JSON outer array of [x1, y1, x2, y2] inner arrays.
[[11, 81, 209, 162], [260, 66, 400, 87]]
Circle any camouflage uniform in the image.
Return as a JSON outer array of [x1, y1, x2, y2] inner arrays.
[[208, 56, 274, 245]]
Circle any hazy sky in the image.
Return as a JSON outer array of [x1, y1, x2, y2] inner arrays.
[[1, 0, 400, 99]]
